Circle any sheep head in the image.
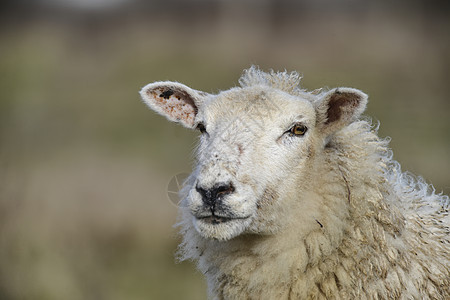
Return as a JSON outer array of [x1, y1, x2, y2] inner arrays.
[[140, 76, 367, 241]]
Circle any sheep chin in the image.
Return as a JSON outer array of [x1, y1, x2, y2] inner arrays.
[[192, 215, 252, 241]]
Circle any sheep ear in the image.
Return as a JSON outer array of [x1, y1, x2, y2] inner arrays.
[[140, 81, 210, 128], [316, 88, 368, 135]]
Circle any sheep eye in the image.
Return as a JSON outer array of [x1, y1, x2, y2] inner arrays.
[[196, 123, 207, 134], [290, 124, 307, 136]]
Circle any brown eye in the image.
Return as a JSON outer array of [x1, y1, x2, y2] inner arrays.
[[290, 124, 308, 136], [196, 123, 207, 134]]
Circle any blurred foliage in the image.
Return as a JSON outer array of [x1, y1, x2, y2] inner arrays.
[[0, 1, 449, 299]]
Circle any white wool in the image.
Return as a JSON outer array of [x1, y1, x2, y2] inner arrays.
[[140, 67, 449, 299]]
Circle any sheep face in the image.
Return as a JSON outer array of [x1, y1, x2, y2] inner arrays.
[[141, 78, 367, 241], [188, 87, 319, 241]]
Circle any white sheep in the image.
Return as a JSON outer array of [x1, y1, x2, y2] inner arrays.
[[140, 67, 449, 299]]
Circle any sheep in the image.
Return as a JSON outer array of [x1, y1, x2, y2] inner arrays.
[[139, 67, 449, 299]]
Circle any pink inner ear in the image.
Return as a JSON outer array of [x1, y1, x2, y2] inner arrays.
[[148, 88, 197, 126], [325, 92, 360, 125]]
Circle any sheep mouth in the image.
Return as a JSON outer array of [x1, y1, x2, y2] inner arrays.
[[196, 215, 249, 225], [193, 212, 253, 240], [197, 215, 232, 224]]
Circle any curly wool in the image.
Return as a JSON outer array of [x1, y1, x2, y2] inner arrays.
[[177, 120, 449, 299], [175, 70, 449, 299]]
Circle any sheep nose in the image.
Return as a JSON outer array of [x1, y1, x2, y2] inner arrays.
[[195, 183, 235, 207]]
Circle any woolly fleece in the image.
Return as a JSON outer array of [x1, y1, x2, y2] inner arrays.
[[140, 67, 449, 299]]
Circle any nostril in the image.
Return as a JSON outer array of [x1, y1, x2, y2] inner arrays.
[[195, 185, 209, 200], [215, 183, 235, 199], [195, 182, 235, 206]]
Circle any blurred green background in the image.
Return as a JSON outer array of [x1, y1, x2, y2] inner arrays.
[[0, 1, 449, 299]]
